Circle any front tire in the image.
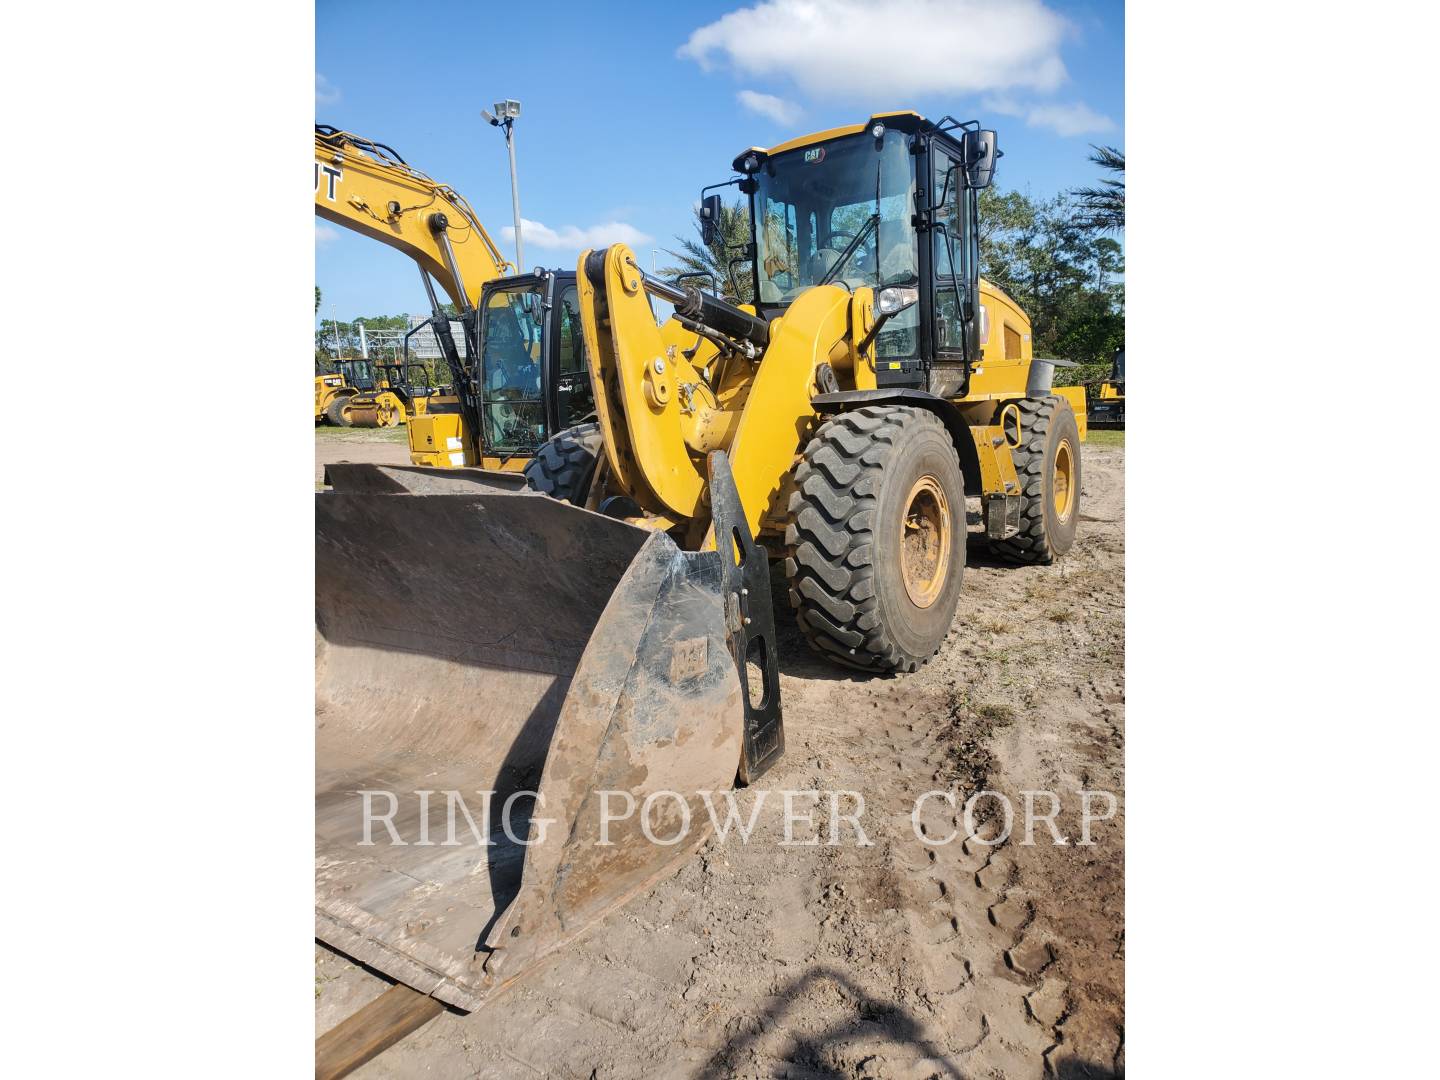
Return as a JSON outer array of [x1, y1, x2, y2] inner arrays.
[[785, 405, 965, 674], [524, 422, 603, 504], [990, 395, 1081, 565]]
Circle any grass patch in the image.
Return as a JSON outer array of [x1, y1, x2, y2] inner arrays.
[[975, 702, 1017, 725], [1086, 428, 1125, 448], [314, 425, 409, 443], [1047, 607, 1075, 624]]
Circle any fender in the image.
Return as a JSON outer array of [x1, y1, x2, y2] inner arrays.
[[811, 389, 982, 495]]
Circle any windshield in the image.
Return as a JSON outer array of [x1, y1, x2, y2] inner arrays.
[[478, 284, 545, 453], [752, 130, 918, 306]]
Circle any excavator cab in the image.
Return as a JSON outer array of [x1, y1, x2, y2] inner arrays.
[[474, 270, 595, 459], [397, 269, 595, 469]]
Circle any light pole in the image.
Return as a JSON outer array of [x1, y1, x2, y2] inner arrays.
[[482, 99, 524, 274]]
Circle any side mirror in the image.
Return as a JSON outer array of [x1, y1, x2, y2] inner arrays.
[[700, 193, 723, 246], [963, 129, 999, 189]]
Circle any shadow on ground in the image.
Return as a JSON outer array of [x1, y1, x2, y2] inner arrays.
[[693, 965, 964, 1079]]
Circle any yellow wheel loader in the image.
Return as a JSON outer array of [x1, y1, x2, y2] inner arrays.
[[314, 372, 349, 425], [537, 111, 1087, 667], [315, 111, 1083, 1069], [316, 126, 593, 466]]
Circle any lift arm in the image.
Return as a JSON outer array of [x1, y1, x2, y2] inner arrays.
[[576, 243, 881, 541], [314, 125, 510, 310]]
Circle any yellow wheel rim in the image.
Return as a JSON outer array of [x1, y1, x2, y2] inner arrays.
[[900, 475, 951, 609], [1053, 440, 1076, 524]]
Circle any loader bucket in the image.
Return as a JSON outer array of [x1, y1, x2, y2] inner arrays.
[[316, 457, 778, 1012]]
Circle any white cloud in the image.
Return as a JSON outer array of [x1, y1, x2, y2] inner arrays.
[[984, 96, 1115, 136], [501, 218, 653, 251], [315, 222, 341, 248], [680, 0, 1069, 100], [737, 89, 802, 125], [316, 73, 341, 107]]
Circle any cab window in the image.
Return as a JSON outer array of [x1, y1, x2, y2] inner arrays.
[[556, 285, 595, 428], [558, 287, 586, 375], [478, 286, 545, 452]]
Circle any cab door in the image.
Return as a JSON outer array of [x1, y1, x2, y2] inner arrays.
[[926, 143, 979, 396], [548, 280, 595, 432]]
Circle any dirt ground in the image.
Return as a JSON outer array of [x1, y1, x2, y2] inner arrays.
[[314, 426, 412, 487], [315, 431, 1125, 1079]]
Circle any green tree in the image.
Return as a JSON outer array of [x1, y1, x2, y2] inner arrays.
[[978, 187, 1124, 382], [315, 285, 322, 314], [1070, 145, 1125, 233], [658, 198, 754, 302]]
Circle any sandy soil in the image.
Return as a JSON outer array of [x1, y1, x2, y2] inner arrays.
[[314, 426, 412, 486], [315, 433, 1125, 1079]]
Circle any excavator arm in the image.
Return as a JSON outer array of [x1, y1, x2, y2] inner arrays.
[[314, 125, 510, 311], [315, 125, 519, 462]]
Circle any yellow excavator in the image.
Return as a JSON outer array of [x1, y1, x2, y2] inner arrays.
[[315, 125, 593, 466], [315, 111, 1085, 1068]]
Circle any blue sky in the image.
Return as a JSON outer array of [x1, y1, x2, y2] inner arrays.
[[315, 0, 1123, 321]]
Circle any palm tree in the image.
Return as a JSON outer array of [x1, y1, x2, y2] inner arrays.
[[659, 198, 753, 302], [1071, 145, 1124, 233]]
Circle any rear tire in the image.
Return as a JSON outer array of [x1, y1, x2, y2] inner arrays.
[[325, 392, 355, 427], [785, 405, 965, 674], [989, 395, 1081, 565], [524, 422, 603, 504]]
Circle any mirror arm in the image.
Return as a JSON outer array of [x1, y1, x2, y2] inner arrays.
[[857, 308, 894, 357]]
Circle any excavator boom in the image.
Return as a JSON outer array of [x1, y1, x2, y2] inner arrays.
[[314, 125, 509, 310]]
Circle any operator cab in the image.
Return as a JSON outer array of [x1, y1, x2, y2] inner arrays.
[[702, 111, 998, 397], [337, 358, 379, 391], [471, 270, 595, 457]]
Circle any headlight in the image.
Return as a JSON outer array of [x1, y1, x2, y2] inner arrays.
[[877, 286, 919, 316]]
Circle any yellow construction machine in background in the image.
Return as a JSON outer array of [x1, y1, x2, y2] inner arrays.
[[314, 372, 349, 425], [1088, 347, 1125, 428], [315, 111, 1085, 1035], [315, 126, 593, 467], [314, 359, 429, 429]]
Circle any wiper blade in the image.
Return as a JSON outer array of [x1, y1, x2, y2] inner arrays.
[[818, 214, 879, 288]]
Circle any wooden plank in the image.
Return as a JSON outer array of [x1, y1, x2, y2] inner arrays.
[[315, 983, 445, 1080]]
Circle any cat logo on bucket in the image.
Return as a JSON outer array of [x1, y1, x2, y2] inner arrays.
[[804, 147, 825, 164]]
